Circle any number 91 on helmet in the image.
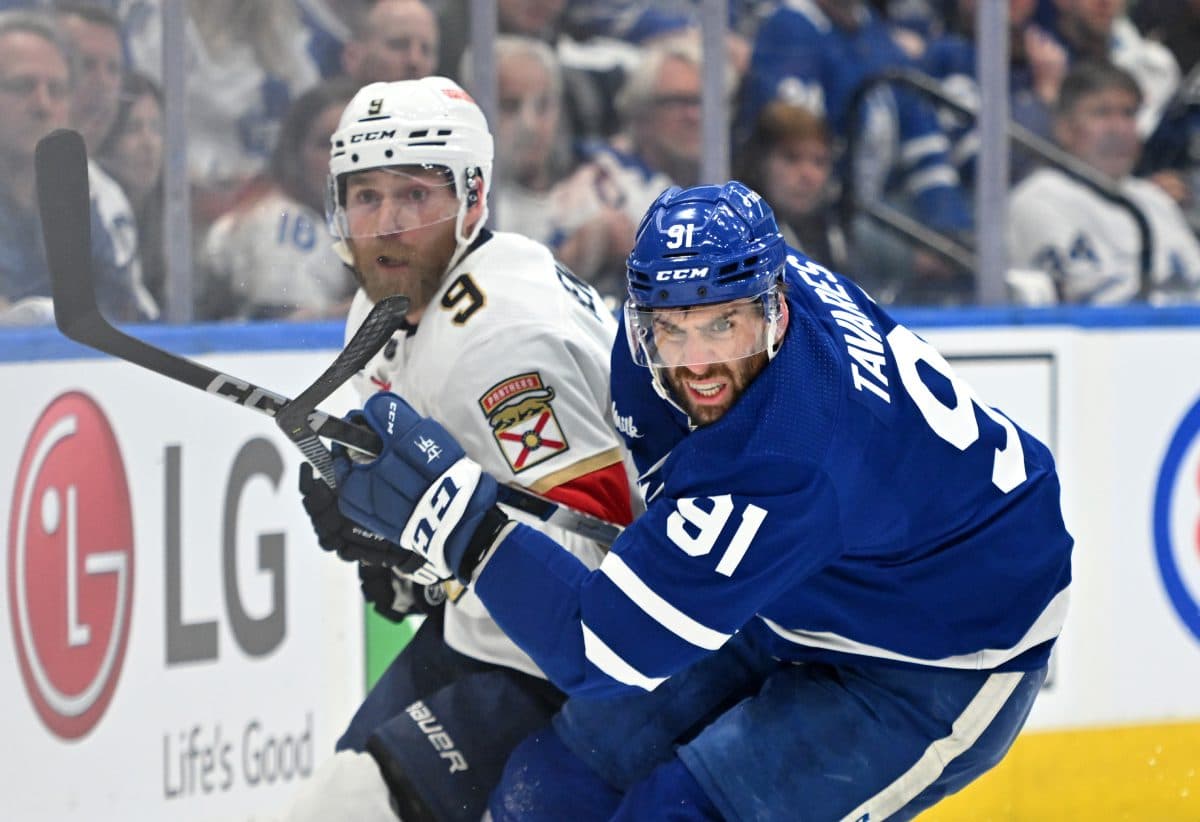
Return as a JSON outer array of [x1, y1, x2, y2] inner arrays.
[[624, 182, 787, 369]]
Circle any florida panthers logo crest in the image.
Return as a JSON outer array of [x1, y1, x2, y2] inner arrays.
[[479, 372, 569, 473]]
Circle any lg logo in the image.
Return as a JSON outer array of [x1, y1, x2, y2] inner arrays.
[[8, 392, 135, 740]]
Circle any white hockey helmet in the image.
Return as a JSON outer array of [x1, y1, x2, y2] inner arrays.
[[326, 76, 494, 266]]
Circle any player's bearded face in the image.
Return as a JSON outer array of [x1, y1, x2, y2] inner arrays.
[[662, 351, 769, 426], [343, 167, 463, 309], [649, 300, 780, 426]]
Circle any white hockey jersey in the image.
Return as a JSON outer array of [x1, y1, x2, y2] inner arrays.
[[1008, 168, 1200, 304], [345, 230, 632, 676], [89, 161, 159, 320], [201, 189, 354, 319]]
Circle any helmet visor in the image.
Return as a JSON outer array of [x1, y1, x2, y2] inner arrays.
[[625, 291, 781, 368], [329, 165, 460, 240]]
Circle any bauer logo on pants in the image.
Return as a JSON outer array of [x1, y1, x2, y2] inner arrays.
[[7, 392, 135, 739], [479, 372, 569, 474], [1153, 393, 1200, 643]]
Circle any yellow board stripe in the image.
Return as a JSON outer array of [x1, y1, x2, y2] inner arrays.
[[919, 720, 1200, 820]]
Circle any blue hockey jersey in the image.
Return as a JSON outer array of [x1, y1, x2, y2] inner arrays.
[[739, 0, 971, 233], [475, 251, 1073, 699]]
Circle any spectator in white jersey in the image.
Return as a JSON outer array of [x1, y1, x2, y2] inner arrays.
[[0, 10, 148, 325], [341, 0, 439, 85], [57, 2, 158, 321], [97, 71, 166, 310], [279, 76, 637, 821], [1008, 60, 1200, 304], [122, 0, 321, 231], [197, 78, 360, 320]]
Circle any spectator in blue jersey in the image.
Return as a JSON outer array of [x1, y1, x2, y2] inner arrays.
[[923, 0, 1068, 185], [325, 180, 1075, 819], [739, 0, 973, 238], [0, 10, 149, 325]]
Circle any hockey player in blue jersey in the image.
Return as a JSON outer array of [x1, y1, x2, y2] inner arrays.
[[328, 181, 1074, 819]]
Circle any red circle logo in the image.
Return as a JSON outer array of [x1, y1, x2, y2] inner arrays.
[[8, 392, 135, 739]]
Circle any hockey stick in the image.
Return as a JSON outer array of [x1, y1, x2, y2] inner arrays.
[[273, 293, 410, 487], [36, 129, 623, 545]]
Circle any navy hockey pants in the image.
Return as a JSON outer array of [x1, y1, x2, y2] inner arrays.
[[338, 607, 564, 822], [489, 630, 1047, 821]]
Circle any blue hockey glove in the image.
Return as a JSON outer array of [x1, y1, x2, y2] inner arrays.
[[333, 393, 506, 582]]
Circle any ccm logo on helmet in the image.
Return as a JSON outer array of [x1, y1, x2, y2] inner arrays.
[[655, 267, 709, 281], [350, 130, 398, 143]]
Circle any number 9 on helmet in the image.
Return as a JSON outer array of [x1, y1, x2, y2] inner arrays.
[[624, 182, 787, 369]]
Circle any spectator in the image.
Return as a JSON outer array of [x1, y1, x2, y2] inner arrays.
[[462, 33, 636, 300], [1049, 0, 1180, 136], [740, 0, 973, 237], [341, 0, 438, 85], [440, 0, 624, 142], [0, 10, 148, 325], [122, 0, 321, 229], [58, 2, 158, 321], [197, 78, 359, 320], [549, 34, 716, 300], [923, 0, 1068, 184], [1008, 61, 1200, 304], [97, 71, 166, 309], [736, 100, 962, 304]]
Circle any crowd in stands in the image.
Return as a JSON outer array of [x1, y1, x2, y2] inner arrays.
[[2, 0, 1199, 326]]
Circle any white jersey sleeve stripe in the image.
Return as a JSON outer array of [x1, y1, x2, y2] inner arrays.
[[581, 624, 667, 691], [839, 671, 1025, 822], [904, 165, 960, 196], [600, 553, 731, 650], [900, 132, 951, 165], [762, 587, 1069, 670]]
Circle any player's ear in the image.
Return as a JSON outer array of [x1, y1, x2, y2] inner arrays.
[[775, 297, 789, 343]]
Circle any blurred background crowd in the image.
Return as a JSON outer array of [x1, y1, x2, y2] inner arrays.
[[1, 0, 1199, 327]]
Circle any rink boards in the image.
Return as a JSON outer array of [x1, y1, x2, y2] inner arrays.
[[1, 307, 1199, 819]]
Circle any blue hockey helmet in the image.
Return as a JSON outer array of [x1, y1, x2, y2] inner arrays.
[[625, 181, 787, 368]]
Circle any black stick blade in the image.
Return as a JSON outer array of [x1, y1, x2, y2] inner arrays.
[[35, 129, 98, 338], [275, 294, 410, 487]]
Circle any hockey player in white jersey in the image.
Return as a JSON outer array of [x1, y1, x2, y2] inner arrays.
[[1009, 60, 1200, 304], [281, 76, 636, 821]]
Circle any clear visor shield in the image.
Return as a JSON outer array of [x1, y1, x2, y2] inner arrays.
[[328, 165, 461, 241], [626, 291, 781, 368]]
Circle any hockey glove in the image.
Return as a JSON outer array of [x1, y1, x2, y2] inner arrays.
[[357, 562, 447, 622], [333, 392, 507, 582], [298, 462, 431, 575]]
